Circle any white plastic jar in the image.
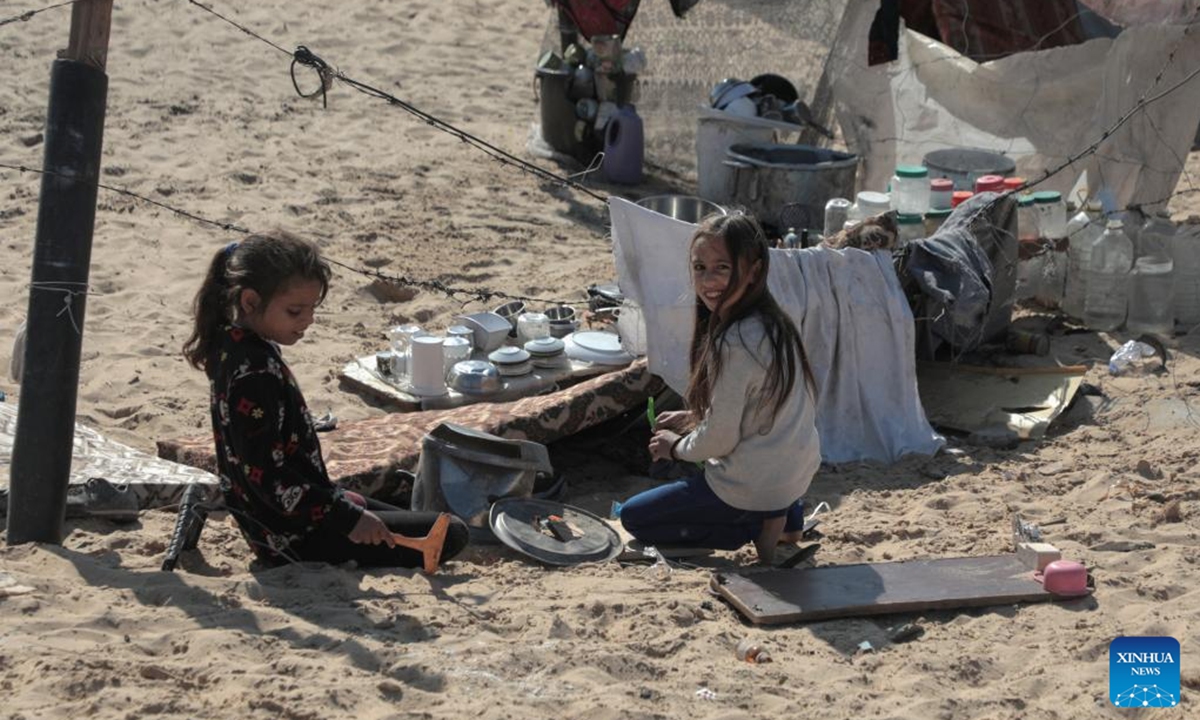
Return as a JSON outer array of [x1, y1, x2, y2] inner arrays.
[[856, 191, 891, 220], [891, 165, 931, 215]]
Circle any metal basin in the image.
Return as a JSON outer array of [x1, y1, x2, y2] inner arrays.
[[636, 195, 727, 224]]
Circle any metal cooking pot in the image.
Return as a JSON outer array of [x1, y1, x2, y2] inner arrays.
[[723, 142, 858, 235], [636, 195, 727, 224]]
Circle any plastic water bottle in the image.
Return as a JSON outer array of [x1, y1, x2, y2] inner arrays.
[[1062, 201, 1104, 320], [1108, 339, 1159, 375], [1171, 226, 1200, 328], [1139, 209, 1175, 261], [1085, 219, 1135, 332], [1127, 256, 1174, 337]]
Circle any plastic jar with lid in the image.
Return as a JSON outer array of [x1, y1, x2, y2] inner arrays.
[[1016, 194, 1039, 241], [1032, 190, 1067, 239], [951, 190, 974, 208], [897, 214, 924, 246], [891, 165, 931, 215], [974, 175, 1005, 193], [1002, 177, 1026, 193], [855, 190, 891, 219], [930, 178, 953, 210], [924, 208, 951, 237], [824, 198, 852, 238]]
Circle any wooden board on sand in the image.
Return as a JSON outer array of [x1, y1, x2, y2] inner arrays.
[[713, 555, 1070, 625]]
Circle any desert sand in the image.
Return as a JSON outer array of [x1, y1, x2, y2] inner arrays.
[[1, 1, 1198, 719]]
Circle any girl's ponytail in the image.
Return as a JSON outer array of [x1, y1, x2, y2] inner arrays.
[[183, 244, 237, 371]]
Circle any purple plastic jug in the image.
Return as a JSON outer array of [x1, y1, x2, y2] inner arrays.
[[602, 105, 644, 185]]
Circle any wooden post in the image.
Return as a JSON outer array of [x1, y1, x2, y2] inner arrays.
[[6, 0, 113, 546], [65, 0, 113, 68]]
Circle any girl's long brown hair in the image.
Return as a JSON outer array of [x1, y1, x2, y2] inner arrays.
[[183, 230, 331, 372], [684, 214, 815, 423]]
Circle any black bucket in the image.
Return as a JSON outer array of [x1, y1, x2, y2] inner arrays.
[[535, 67, 578, 156]]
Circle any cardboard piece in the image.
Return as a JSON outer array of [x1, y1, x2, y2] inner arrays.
[[917, 362, 1087, 440], [713, 554, 1070, 625]]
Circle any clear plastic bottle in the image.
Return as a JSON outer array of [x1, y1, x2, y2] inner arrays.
[[1139, 208, 1176, 261], [1062, 201, 1104, 320], [1171, 225, 1200, 328], [1035, 243, 1067, 309], [1085, 219, 1135, 332], [783, 227, 799, 249], [824, 198, 852, 238], [1126, 256, 1174, 337]]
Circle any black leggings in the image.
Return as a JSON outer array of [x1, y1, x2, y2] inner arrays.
[[296, 498, 470, 568]]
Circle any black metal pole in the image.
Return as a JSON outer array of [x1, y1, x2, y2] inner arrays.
[[6, 59, 108, 545]]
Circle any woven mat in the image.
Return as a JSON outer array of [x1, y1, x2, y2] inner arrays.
[[0, 402, 218, 510], [545, 0, 847, 177], [158, 359, 662, 504]]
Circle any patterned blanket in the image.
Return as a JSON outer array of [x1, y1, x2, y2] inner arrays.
[[158, 359, 660, 503]]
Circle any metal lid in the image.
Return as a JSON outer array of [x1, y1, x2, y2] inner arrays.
[[489, 498, 622, 566], [1032, 190, 1063, 204]]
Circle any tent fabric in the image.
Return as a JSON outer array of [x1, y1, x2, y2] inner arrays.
[[830, 4, 1200, 212], [609, 198, 944, 465]]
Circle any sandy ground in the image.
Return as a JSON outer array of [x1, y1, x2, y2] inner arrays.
[[1, 1, 1199, 718]]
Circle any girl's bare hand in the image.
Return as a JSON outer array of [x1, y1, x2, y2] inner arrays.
[[648, 430, 681, 461], [655, 410, 694, 433], [348, 510, 395, 547]]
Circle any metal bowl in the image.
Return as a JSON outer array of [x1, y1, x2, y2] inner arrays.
[[493, 300, 527, 331], [636, 195, 727, 224], [544, 304, 576, 324], [448, 360, 502, 395]]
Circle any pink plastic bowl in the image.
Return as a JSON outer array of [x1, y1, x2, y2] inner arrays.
[[1038, 560, 1090, 597]]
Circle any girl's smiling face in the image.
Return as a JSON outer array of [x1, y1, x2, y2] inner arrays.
[[239, 278, 323, 345], [691, 234, 756, 316]]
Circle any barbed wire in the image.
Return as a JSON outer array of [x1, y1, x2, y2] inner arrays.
[[0, 0, 78, 28], [184, 0, 608, 205], [0, 161, 253, 233], [0, 160, 585, 306]]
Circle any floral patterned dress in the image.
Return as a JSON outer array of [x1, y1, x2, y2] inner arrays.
[[207, 325, 362, 564]]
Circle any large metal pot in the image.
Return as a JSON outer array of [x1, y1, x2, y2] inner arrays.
[[636, 195, 727, 224], [723, 143, 858, 235]]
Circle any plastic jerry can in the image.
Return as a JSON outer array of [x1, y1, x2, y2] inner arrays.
[[602, 104, 644, 185]]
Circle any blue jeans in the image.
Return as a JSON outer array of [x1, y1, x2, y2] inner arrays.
[[619, 472, 805, 550]]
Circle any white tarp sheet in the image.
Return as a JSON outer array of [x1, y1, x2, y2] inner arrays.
[[609, 197, 944, 465], [828, 5, 1200, 210]]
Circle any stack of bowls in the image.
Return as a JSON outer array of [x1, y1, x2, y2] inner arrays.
[[524, 336, 568, 369], [487, 345, 533, 377]]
